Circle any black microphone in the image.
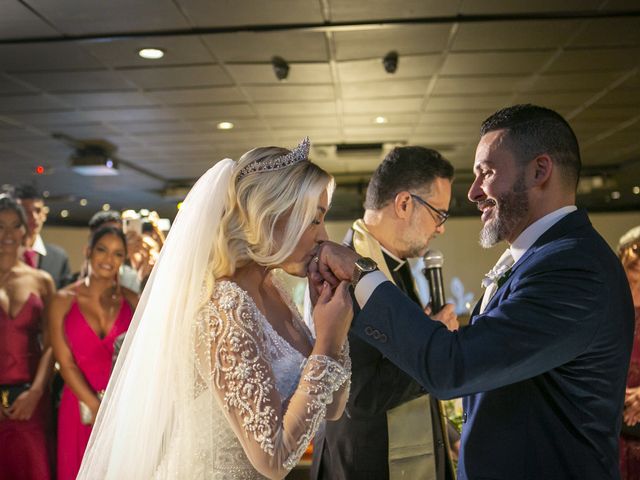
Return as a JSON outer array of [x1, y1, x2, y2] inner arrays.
[[423, 249, 445, 313]]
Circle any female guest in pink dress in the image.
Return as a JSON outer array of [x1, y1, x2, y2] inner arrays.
[[50, 226, 138, 480], [620, 226, 640, 479], [0, 195, 55, 480]]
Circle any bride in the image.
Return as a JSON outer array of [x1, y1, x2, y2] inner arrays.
[[78, 138, 353, 479]]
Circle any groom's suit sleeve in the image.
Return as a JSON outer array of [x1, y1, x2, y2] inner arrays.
[[350, 244, 612, 399]]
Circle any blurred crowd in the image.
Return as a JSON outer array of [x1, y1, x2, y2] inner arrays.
[[0, 185, 165, 480]]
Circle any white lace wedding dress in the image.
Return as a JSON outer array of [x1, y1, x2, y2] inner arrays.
[[153, 278, 351, 479]]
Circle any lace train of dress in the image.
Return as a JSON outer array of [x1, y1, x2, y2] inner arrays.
[[153, 279, 351, 479]]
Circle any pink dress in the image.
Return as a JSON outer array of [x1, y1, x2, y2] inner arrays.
[[57, 298, 132, 480], [0, 292, 52, 480], [621, 306, 640, 479]]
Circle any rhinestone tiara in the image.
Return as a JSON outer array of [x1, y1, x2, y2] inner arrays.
[[238, 137, 310, 179]]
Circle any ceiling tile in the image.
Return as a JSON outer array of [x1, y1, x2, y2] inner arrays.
[[264, 116, 339, 129], [56, 91, 155, 108], [432, 75, 528, 95], [24, 0, 189, 35], [441, 51, 553, 75], [570, 18, 640, 48], [202, 31, 328, 62], [244, 84, 334, 101], [83, 36, 215, 68], [0, 0, 60, 39], [82, 107, 179, 123], [11, 70, 136, 92], [106, 120, 191, 135], [147, 86, 245, 105], [178, 0, 323, 26], [0, 94, 68, 112], [342, 78, 429, 99], [122, 65, 232, 89], [256, 101, 336, 116], [9, 110, 92, 126], [425, 94, 511, 111], [459, 0, 603, 14], [343, 125, 412, 138], [0, 43, 104, 72], [168, 103, 255, 119], [228, 63, 332, 84], [333, 24, 452, 61], [528, 71, 631, 92], [452, 20, 579, 51], [420, 111, 491, 125], [0, 76, 33, 94], [590, 88, 640, 107], [546, 47, 640, 74], [329, 0, 457, 21], [342, 113, 419, 125], [338, 55, 440, 82], [512, 91, 598, 109], [343, 97, 423, 114]]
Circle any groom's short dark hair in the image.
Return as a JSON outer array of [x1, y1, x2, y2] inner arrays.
[[364, 146, 454, 210]]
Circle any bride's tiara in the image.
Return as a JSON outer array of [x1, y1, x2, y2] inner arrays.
[[238, 137, 310, 178]]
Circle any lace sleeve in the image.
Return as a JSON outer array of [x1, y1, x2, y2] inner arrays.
[[325, 340, 351, 420], [207, 285, 350, 479]]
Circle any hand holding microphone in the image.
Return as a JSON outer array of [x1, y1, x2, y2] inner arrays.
[[423, 249, 458, 331]]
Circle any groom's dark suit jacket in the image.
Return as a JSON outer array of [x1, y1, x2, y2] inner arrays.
[[351, 209, 634, 479]]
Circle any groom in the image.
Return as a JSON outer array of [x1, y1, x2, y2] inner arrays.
[[311, 104, 634, 479]]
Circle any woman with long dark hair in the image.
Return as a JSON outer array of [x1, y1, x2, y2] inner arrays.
[[49, 226, 138, 480]]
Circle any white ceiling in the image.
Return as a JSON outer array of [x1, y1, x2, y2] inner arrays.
[[0, 0, 639, 223]]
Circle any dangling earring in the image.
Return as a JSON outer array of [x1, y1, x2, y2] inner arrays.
[[84, 262, 92, 287], [112, 274, 120, 301]]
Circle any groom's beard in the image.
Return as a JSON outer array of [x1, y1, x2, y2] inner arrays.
[[479, 176, 529, 248]]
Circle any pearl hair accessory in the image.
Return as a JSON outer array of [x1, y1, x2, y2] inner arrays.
[[238, 137, 310, 178]]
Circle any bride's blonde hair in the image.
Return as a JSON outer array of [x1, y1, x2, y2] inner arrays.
[[210, 146, 334, 278]]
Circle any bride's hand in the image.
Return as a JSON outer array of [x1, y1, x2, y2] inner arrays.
[[312, 281, 353, 358]]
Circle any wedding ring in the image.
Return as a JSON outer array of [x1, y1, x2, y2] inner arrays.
[[312, 256, 319, 263]]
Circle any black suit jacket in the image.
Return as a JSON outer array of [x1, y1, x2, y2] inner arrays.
[[311, 229, 450, 480], [38, 242, 71, 288], [351, 209, 634, 479]]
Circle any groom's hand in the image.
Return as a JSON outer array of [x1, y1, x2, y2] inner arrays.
[[311, 241, 360, 288]]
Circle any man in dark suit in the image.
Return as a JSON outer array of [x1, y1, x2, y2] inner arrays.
[[16, 185, 71, 288], [311, 105, 635, 479], [311, 147, 457, 480]]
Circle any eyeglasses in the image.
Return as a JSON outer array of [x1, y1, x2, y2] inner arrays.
[[410, 194, 449, 227]]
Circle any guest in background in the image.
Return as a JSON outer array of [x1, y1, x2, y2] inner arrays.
[[15, 185, 71, 288], [0, 195, 56, 480], [49, 226, 137, 480], [619, 226, 640, 479], [121, 210, 164, 292]]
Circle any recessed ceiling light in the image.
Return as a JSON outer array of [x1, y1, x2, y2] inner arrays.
[[79, 198, 88, 206], [633, 186, 640, 195], [138, 48, 165, 60], [217, 121, 234, 130], [374, 116, 388, 124], [60, 209, 69, 218], [611, 191, 621, 200], [102, 203, 111, 211]]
